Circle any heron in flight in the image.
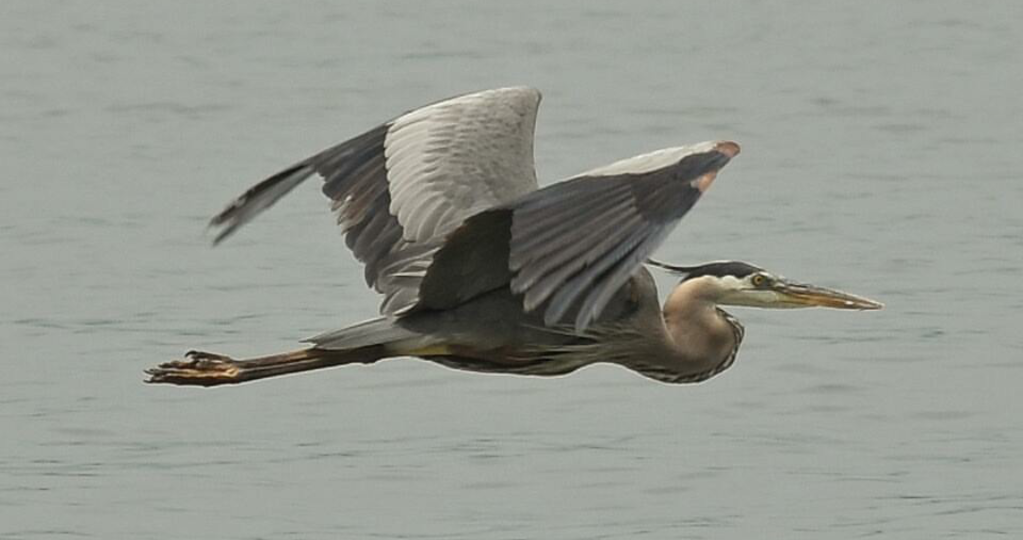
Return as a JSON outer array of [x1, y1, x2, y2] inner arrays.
[[145, 87, 881, 387]]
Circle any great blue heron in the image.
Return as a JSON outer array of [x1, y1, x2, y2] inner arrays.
[[145, 87, 881, 387]]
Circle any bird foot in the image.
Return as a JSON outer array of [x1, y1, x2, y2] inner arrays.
[[145, 350, 242, 386]]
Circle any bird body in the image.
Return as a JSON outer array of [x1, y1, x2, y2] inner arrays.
[[145, 87, 880, 387]]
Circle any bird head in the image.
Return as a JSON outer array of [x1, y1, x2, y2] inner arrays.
[[648, 260, 883, 310]]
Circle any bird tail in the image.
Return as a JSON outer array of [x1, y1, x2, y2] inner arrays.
[[303, 316, 424, 350], [146, 317, 434, 387]]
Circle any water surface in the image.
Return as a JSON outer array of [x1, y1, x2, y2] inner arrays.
[[2, 1, 1021, 538]]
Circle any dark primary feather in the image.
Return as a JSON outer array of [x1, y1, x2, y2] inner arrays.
[[208, 163, 314, 245], [207, 123, 422, 313]]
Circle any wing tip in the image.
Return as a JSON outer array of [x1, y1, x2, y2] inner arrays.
[[714, 140, 741, 158], [207, 220, 235, 247]]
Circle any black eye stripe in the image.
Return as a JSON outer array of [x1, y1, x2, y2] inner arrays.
[[680, 261, 763, 282]]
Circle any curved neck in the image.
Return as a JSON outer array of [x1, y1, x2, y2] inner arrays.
[[660, 279, 740, 379]]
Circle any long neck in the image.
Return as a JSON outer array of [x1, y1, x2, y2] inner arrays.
[[660, 279, 741, 381]]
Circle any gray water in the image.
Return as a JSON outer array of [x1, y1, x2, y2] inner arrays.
[[2, 1, 1021, 538]]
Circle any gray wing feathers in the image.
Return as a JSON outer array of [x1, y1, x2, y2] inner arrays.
[[505, 177, 677, 330], [206, 87, 544, 317], [384, 86, 541, 243], [416, 165, 708, 332], [499, 151, 724, 331], [551, 227, 672, 330]]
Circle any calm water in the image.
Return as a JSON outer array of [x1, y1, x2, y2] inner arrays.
[[2, 1, 1021, 538]]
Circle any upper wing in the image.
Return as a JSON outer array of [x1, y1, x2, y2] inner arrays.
[[207, 86, 542, 314], [417, 141, 740, 332]]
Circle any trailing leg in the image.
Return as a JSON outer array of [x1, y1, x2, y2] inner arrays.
[[145, 346, 387, 387]]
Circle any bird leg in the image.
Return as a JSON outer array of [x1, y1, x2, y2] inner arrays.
[[145, 346, 384, 387], [145, 350, 245, 386]]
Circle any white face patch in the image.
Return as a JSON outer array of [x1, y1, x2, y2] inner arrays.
[[718, 274, 746, 291], [715, 273, 800, 308]]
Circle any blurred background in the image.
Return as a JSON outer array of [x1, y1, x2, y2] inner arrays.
[[1, 1, 1020, 538]]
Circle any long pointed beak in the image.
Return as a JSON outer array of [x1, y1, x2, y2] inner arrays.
[[772, 280, 884, 310]]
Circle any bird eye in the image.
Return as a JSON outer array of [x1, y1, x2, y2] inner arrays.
[[751, 274, 766, 287]]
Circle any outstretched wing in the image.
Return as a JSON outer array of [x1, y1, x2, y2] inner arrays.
[[417, 141, 740, 332], [207, 87, 542, 314]]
